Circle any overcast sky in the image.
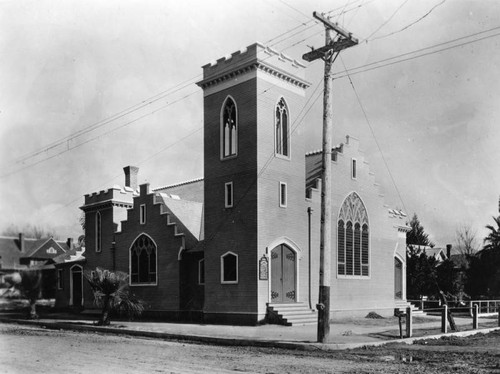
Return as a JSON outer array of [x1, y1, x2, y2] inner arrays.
[[1, 0, 499, 248]]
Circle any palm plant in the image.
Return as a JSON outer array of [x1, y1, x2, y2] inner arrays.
[[18, 270, 42, 319], [484, 215, 500, 251], [85, 267, 144, 326]]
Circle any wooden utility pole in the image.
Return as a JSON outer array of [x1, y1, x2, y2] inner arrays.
[[303, 11, 358, 344]]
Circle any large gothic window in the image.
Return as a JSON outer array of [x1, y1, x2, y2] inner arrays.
[[275, 98, 289, 157], [337, 192, 369, 277], [130, 234, 157, 284], [221, 97, 237, 158]]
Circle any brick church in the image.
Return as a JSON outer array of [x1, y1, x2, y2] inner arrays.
[[56, 43, 410, 325]]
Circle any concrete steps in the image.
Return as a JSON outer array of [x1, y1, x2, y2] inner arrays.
[[395, 301, 424, 315], [267, 302, 317, 326]]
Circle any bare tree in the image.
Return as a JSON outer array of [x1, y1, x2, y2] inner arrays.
[[1, 223, 59, 239], [455, 223, 479, 257]]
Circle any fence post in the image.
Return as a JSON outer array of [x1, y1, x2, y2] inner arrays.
[[473, 304, 479, 329], [441, 305, 448, 333], [498, 309, 500, 327], [406, 307, 413, 338]]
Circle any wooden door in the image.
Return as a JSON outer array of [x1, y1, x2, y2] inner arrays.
[[271, 245, 296, 303], [394, 257, 403, 300]]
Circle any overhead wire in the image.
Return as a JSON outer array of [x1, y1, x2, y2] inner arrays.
[[339, 55, 408, 213]]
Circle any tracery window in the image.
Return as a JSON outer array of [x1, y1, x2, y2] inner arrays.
[[337, 192, 369, 277], [221, 97, 237, 158], [275, 98, 289, 157], [130, 234, 157, 284]]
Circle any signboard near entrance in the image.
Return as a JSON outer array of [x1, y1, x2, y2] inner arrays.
[[259, 255, 268, 280]]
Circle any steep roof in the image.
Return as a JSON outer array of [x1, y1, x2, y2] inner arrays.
[[0, 236, 28, 271], [155, 193, 204, 241]]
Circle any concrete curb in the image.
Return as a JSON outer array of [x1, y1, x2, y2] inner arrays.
[[1, 318, 499, 351]]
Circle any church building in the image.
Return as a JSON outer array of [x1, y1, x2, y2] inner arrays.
[[58, 43, 410, 325]]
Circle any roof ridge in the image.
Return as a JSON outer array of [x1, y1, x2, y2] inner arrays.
[[153, 177, 204, 191]]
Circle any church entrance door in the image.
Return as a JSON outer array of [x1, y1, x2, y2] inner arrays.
[[271, 244, 296, 303]]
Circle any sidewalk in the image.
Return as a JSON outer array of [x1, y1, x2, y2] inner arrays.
[[1, 314, 499, 351]]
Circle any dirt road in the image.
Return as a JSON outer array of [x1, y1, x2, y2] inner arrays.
[[0, 323, 499, 373]]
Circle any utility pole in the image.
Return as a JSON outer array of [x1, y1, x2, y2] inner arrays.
[[303, 11, 358, 344]]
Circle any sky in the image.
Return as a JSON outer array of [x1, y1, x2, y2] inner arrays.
[[0, 0, 499, 248]]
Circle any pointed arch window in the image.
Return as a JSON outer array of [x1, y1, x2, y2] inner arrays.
[[221, 97, 237, 158], [130, 234, 157, 285], [275, 98, 289, 157], [337, 193, 369, 277]]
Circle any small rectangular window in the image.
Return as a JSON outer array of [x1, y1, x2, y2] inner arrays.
[[225, 182, 233, 208], [140, 204, 146, 224], [279, 182, 287, 208], [351, 158, 357, 180], [57, 269, 63, 290]]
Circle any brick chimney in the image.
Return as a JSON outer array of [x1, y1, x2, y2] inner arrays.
[[19, 233, 25, 253], [66, 238, 74, 250], [123, 166, 139, 190], [446, 244, 452, 259]]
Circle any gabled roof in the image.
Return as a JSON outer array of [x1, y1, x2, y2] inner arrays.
[[52, 247, 86, 265], [22, 238, 67, 260]]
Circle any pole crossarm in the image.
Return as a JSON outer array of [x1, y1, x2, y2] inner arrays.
[[302, 38, 357, 62], [312, 11, 358, 42], [302, 11, 358, 63]]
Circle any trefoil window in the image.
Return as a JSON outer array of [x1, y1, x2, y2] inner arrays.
[[275, 98, 290, 157], [221, 97, 237, 158]]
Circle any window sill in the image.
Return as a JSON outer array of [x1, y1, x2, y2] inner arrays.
[[221, 280, 238, 284], [130, 282, 158, 287], [337, 275, 371, 280], [274, 153, 291, 161], [220, 154, 238, 161]]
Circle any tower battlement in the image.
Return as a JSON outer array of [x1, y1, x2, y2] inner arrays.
[[197, 42, 310, 93]]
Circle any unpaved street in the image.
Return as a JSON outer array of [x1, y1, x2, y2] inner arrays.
[[0, 323, 499, 373]]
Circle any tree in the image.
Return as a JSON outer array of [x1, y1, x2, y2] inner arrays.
[[406, 213, 434, 248], [1, 224, 58, 239], [4, 270, 42, 319], [484, 215, 500, 252], [455, 223, 479, 257], [85, 268, 144, 326]]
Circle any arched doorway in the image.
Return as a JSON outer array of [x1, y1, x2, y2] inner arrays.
[[70, 265, 83, 307], [394, 257, 403, 300], [270, 244, 296, 303]]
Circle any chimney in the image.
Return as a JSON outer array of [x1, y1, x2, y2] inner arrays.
[[66, 238, 74, 250], [19, 233, 25, 253], [123, 166, 139, 190], [446, 244, 452, 259]]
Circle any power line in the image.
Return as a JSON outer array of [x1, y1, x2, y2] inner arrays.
[[369, 0, 447, 42], [339, 55, 408, 213], [332, 26, 500, 79], [0, 89, 200, 179], [364, 0, 411, 41]]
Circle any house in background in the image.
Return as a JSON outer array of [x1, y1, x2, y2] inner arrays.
[[69, 42, 410, 325], [0, 233, 73, 298]]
